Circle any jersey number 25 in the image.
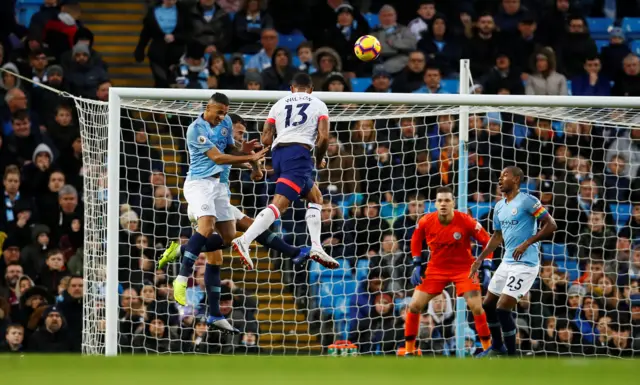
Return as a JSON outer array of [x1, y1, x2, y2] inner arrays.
[[284, 103, 310, 127]]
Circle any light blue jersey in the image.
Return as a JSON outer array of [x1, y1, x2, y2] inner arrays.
[[185, 115, 234, 180], [493, 192, 549, 267]]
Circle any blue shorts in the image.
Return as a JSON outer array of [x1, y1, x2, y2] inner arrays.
[[271, 144, 314, 201]]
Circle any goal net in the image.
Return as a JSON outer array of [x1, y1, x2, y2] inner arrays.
[[76, 88, 640, 357]]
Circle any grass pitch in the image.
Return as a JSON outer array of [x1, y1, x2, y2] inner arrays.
[[1, 355, 635, 385]]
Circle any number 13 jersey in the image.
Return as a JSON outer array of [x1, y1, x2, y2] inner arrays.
[[267, 92, 329, 150]]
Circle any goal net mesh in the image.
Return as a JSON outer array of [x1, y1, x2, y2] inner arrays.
[[77, 95, 640, 357]]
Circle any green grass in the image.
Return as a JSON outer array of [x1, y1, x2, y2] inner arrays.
[[1, 355, 635, 385]]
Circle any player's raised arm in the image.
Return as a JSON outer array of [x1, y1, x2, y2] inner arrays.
[[315, 115, 329, 168], [205, 146, 268, 165], [261, 120, 275, 147]]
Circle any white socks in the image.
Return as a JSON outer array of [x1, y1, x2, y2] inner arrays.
[[306, 203, 323, 248], [242, 204, 280, 244]]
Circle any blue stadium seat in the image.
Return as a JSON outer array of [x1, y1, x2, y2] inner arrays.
[[16, 0, 44, 28], [380, 202, 406, 221], [440, 79, 459, 93], [227, 12, 235, 21], [310, 257, 353, 283], [610, 203, 632, 228], [587, 18, 614, 39], [243, 54, 254, 64], [279, 32, 306, 52], [561, 259, 580, 282], [622, 17, 640, 39], [364, 13, 379, 28], [424, 201, 437, 213], [541, 242, 568, 262], [351, 77, 371, 92], [356, 258, 369, 283], [566, 80, 572, 95], [469, 202, 493, 220], [339, 193, 364, 218], [513, 124, 528, 147], [318, 280, 356, 314], [552, 121, 564, 137], [595, 39, 609, 53], [631, 40, 640, 56]]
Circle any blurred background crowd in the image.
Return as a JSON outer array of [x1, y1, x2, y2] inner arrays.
[[0, 0, 639, 356]]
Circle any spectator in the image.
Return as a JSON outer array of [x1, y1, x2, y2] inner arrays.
[[23, 50, 49, 91], [392, 51, 425, 93], [1, 166, 26, 232], [571, 57, 611, 96], [44, 184, 83, 246], [173, 42, 208, 89], [0, 323, 24, 354], [612, 54, 640, 97], [352, 292, 401, 354], [245, 28, 278, 72], [393, 195, 424, 249], [538, 0, 574, 46], [134, 0, 189, 87], [0, 259, 22, 306], [132, 314, 178, 354], [311, 47, 342, 90], [140, 185, 185, 249], [43, 0, 82, 60], [66, 43, 108, 99], [603, 154, 632, 203], [58, 135, 83, 194], [371, 5, 417, 75], [555, 15, 598, 78], [389, 116, 427, 165], [36, 170, 65, 225], [525, 47, 568, 95], [600, 27, 630, 80], [5, 110, 49, 167], [47, 103, 78, 152], [36, 249, 69, 295], [217, 53, 245, 90], [621, 204, 640, 242], [233, 0, 273, 54], [244, 71, 263, 90], [22, 143, 55, 196], [463, 13, 500, 78], [0, 63, 21, 99], [1, 87, 28, 136], [319, 3, 369, 75], [317, 135, 359, 199], [95, 79, 111, 102], [28, 305, 73, 352], [403, 151, 440, 201], [417, 14, 460, 77], [180, 316, 217, 354], [506, 14, 542, 74], [305, 0, 368, 45], [60, 27, 108, 72], [57, 275, 82, 351], [494, 0, 529, 34], [365, 65, 391, 93], [30, 65, 67, 122], [606, 124, 640, 178], [295, 42, 316, 74], [118, 287, 145, 346], [408, 1, 436, 41], [517, 117, 557, 178], [28, 0, 60, 47], [479, 51, 525, 95], [261, 48, 296, 91], [346, 200, 391, 257], [412, 66, 446, 94], [321, 72, 351, 92], [190, 0, 232, 54], [577, 211, 615, 263], [20, 224, 51, 278]]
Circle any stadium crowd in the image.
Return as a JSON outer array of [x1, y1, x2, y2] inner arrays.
[[0, 0, 639, 356]]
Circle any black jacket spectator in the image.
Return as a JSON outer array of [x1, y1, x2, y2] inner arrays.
[[20, 224, 51, 278], [233, 0, 274, 54], [134, 1, 189, 87], [417, 14, 461, 77], [261, 48, 297, 91], [28, 306, 73, 353], [319, 4, 370, 74], [463, 14, 501, 78], [516, 120, 558, 178], [42, 9, 81, 60], [65, 43, 108, 99], [505, 17, 543, 73], [480, 53, 525, 95], [555, 17, 598, 78], [612, 54, 640, 96], [56, 277, 83, 352], [392, 51, 425, 93], [59, 27, 108, 72], [28, 2, 60, 46], [600, 28, 631, 79], [190, 0, 233, 53]]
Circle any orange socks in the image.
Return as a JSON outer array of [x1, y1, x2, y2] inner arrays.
[[404, 311, 420, 354], [474, 313, 492, 351]]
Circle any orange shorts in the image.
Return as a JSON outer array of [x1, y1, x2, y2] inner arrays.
[[416, 269, 480, 296]]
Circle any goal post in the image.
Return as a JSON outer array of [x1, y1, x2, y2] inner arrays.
[[79, 70, 640, 357]]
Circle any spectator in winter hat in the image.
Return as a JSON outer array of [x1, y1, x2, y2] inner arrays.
[[601, 27, 631, 79], [28, 305, 73, 352], [31, 65, 67, 124], [60, 26, 108, 71], [311, 47, 342, 90], [66, 42, 108, 99], [318, 3, 370, 75], [322, 72, 351, 92], [261, 48, 296, 91], [20, 224, 51, 278], [244, 71, 263, 90], [525, 47, 568, 95], [22, 143, 56, 197], [8, 200, 36, 250], [43, 0, 82, 59], [365, 65, 391, 93]]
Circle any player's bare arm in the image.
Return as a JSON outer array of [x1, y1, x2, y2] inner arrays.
[[513, 214, 557, 260], [469, 230, 503, 278], [261, 121, 275, 147], [206, 145, 268, 165], [315, 118, 329, 168]]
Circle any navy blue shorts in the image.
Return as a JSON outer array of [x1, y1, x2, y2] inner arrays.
[[271, 144, 314, 201]]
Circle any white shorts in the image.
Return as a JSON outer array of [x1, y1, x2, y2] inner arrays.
[[183, 177, 234, 222], [487, 263, 538, 301]]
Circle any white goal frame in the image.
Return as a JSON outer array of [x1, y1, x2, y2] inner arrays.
[[105, 62, 640, 357]]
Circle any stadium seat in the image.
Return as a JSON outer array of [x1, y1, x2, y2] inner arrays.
[[469, 202, 493, 220], [440, 79, 459, 93], [355, 258, 369, 283], [278, 32, 306, 52], [595, 39, 609, 53], [561, 259, 580, 282], [631, 40, 640, 56], [318, 280, 356, 314], [513, 124, 528, 147], [310, 257, 353, 283], [541, 242, 568, 262], [552, 121, 564, 137], [351, 77, 372, 92], [381, 202, 406, 221], [424, 201, 437, 213], [586, 18, 614, 39], [566, 80, 572, 96], [622, 17, 640, 39], [364, 13, 379, 28], [610, 203, 632, 228], [243, 54, 254, 64], [16, 0, 44, 28], [339, 193, 364, 218]]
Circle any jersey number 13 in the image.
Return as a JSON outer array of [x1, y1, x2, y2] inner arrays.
[[284, 103, 310, 127]]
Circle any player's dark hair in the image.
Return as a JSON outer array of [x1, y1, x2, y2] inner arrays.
[[505, 166, 524, 183], [210, 92, 230, 106], [292, 72, 313, 89], [436, 186, 454, 196], [229, 113, 246, 126]]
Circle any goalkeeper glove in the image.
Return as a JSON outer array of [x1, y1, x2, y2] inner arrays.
[[410, 257, 426, 286]]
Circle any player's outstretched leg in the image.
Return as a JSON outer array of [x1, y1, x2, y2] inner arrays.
[[158, 234, 226, 270], [237, 216, 311, 264], [463, 291, 492, 351], [304, 185, 339, 269], [232, 202, 281, 267], [204, 251, 239, 334]]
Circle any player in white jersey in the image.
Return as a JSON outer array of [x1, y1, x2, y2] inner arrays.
[[232, 73, 339, 269]]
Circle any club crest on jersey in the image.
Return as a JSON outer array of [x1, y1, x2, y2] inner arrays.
[[511, 208, 518, 215], [201, 204, 210, 211], [197, 135, 207, 144], [453, 232, 461, 240], [220, 128, 228, 137]]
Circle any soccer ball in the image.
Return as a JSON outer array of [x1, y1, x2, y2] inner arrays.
[[354, 35, 381, 62]]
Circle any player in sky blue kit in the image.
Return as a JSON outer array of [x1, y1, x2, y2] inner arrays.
[[231, 73, 339, 270], [470, 166, 557, 357], [160, 93, 268, 334]]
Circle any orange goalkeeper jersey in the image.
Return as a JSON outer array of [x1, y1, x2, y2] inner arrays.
[[411, 211, 493, 273]]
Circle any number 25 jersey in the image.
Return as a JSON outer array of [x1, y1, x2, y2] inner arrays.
[[267, 92, 329, 150]]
